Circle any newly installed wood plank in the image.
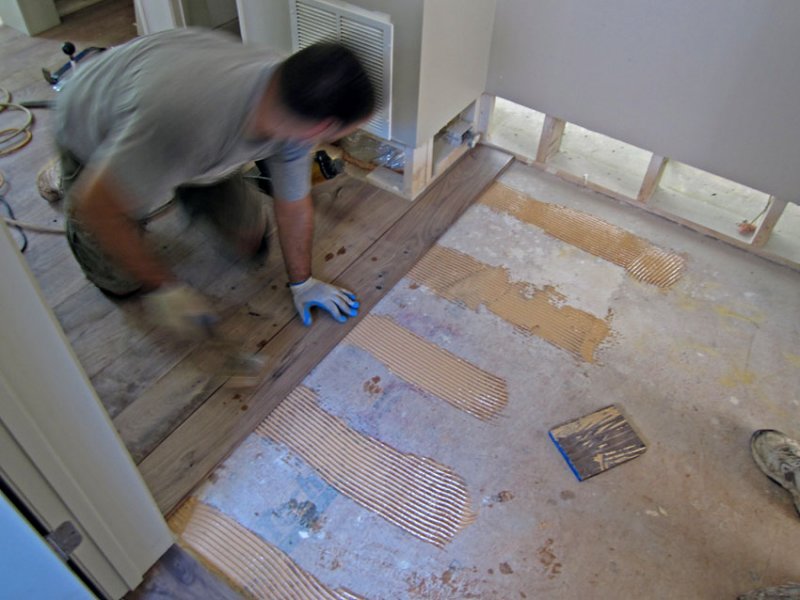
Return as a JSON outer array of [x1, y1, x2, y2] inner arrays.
[[139, 145, 513, 515], [114, 178, 399, 461]]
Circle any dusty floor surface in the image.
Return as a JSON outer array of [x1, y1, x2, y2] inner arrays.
[[174, 160, 799, 599]]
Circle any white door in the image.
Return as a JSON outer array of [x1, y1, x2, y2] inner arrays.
[[0, 491, 93, 600], [0, 222, 173, 599], [133, 0, 186, 35]]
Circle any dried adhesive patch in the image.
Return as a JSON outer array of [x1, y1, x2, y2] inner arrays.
[[345, 314, 507, 420], [169, 498, 363, 600], [481, 183, 686, 288], [408, 245, 612, 362], [257, 386, 476, 547]]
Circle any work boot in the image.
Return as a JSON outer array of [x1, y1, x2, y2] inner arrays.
[[738, 583, 800, 599], [37, 158, 63, 202], [750, 429, 800, 517]]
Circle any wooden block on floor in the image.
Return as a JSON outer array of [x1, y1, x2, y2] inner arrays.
[[548, 405, 646, 481]]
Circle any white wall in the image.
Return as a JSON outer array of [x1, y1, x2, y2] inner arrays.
[[417, 0, 495, 143], [0, 0, 59, 34], [344, 0, 425, 147], [488, 0, 800, 202], [0, 221, 173, 597], [236, 0, 292, 50]]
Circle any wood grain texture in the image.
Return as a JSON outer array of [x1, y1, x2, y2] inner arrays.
[[637, 154, 668, 203], [125, 544, 244, 600], [257, 386, 476, 547], [536, 115, 566, 163], [139, 146, 513, 515], [751, 197, 787, 249], [113, 178, 396, 461], [549, 405, 646, 481]]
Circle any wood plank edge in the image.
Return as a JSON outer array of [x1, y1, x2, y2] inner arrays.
[[140, 146, 514, 515]]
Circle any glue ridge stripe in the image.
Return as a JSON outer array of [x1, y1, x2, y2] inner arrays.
[[481, 183, 686, 288], [408, 245, 612, 363], [256, 386, 476, 547], [169, 499, 362, 600], [345, 315, 508, 420]]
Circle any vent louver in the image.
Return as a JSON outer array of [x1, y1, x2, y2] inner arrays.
[[291, 0, 393, 140]]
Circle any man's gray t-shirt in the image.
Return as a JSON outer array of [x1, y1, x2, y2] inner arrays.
[[55, 27, 311, 217]]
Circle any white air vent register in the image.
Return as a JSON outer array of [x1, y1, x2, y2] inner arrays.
[[290, 0, 393, 140]]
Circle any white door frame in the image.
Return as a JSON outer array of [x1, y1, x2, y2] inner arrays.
[[133, 0, 186, 35], [0, 222, 173, 599]]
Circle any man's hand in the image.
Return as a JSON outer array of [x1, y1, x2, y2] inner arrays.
[[145, 283, 218, 339], [290, 277, 359, 326]]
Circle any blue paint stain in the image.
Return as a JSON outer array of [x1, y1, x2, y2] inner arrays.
[[548, 430, 584, 481], [255, 469, 341, 554]]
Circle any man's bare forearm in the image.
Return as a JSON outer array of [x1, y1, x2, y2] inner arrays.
[[72, 169, 173, 290], [273, 194, 314, 284]]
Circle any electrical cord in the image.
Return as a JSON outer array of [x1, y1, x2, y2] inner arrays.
[[0, 170, 65, 250], [0, 88, 34, 157], [0, 195, 29, 252]]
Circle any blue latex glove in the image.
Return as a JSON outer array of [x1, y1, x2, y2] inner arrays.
[[289, 277, 359, 326]]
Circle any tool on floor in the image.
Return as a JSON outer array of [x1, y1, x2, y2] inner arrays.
[[311, 149, 345, 185], [549, 405, 647, 481], [42, 41, 106, 90]]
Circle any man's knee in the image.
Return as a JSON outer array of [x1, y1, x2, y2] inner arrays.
[[65, 217, 143, 297]]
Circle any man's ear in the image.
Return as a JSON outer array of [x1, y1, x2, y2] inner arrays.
[[304, 117, 338, 140]]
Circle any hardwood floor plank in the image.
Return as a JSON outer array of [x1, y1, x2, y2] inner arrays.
[[125, 544, 243, 600], [138, 146, 513, 515], [113, 178, 402, 461]]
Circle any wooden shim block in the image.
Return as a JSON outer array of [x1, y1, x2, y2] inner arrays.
[[549, 405, 646, 481], [138, 145, 514, 515], [403, 140, 433, 199], [637, 154, 668, 203], [476, 93, 496, 136], [536, 115, 566, 164], [751, 196, 787, 248]]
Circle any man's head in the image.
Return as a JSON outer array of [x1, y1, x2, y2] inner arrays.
[[260, 42, 376, 143]]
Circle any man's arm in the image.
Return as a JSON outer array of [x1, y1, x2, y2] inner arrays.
[[72, 168, 218, 338], [71, 168, 173, 290], [272, 193, 314, 284], [273, 193, 359, 325]]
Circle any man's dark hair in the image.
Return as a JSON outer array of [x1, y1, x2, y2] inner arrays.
[[278, 42, 376, 125]]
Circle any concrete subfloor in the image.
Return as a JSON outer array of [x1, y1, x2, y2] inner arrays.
[[183, 156, 800, 599]]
